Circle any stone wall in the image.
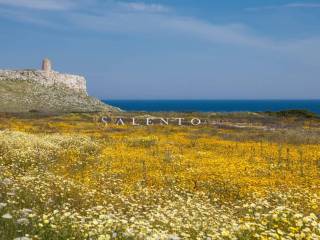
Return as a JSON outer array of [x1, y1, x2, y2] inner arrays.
[[0, 70, 87, 94]]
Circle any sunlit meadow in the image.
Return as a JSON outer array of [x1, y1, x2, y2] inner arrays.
[[0, 112, 320, 240]]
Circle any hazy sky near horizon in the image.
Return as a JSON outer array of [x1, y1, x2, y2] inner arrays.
[[0, 0, 319, 99]]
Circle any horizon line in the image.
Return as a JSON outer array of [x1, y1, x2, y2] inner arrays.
[[102, 99, 320, 101]]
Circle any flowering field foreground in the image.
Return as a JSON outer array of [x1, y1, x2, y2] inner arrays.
[[0, 113, 320, 239]]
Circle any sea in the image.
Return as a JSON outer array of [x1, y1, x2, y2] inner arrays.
[[103, 100, 320, 114]]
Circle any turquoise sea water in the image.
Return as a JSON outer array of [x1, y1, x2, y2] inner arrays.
[[103, 100, 320, 114]]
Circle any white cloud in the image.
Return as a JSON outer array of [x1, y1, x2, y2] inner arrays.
[[0, 8, 63, 27], [120, 2, 170, 13], [0, 0, 170, 13], [161, 17, 272, 48], [0, 1, 278, 49], [0, 0, 76, 10], [0, 0, 319, 55], [67, 11, 273, 49], [246, 2, 320, 11], [285, 3, 320, 8]]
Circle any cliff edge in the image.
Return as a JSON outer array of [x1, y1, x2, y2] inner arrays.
[[0, 59, 119, 113]]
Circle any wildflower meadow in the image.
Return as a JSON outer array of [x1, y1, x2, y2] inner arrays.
[[0, 112, 319, 239]]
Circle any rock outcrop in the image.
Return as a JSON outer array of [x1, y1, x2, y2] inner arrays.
[[0, 59, 119, 113], [0, 70, 87, 94]]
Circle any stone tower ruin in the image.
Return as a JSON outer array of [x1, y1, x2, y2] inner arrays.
[[0, 58, 88, 94], [42, 58, 52, 72]]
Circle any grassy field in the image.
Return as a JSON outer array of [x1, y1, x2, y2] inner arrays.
[[0, 112, 320, 239]]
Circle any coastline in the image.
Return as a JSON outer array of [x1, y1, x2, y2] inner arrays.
[[103, 99, 320, 114]]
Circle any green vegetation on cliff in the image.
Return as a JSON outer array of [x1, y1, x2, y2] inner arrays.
[[0, 79, 119, 113]]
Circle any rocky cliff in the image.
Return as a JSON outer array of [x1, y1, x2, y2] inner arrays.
[[0, 70, 87, 94], [0, 62, 119, 113]]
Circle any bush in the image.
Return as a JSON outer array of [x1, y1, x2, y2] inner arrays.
[[266, 109, 318, 118]]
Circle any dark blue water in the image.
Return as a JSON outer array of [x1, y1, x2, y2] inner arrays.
[[103, 100, 320, 114]]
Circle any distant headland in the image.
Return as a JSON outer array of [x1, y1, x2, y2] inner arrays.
[[0, 59, 119, 113]]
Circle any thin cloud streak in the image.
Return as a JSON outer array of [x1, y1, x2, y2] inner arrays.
[[161, 17, 272, 48], [0, 8, 63, 28], [286, 3, 320, 8], [70, 12, 271, 48], [0, 0, 76, 10], [119, 2, 170, 13], [246, 2, 320, 11], [0, 0, 170, 13]]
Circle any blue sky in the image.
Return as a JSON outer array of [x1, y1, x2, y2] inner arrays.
[[0, 0, 319, 99]]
